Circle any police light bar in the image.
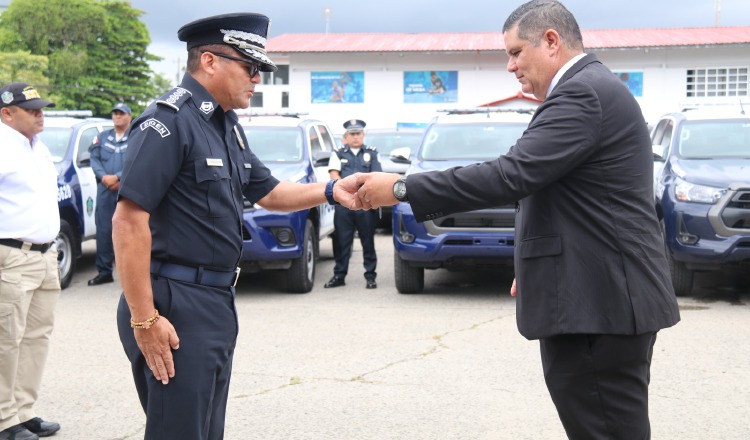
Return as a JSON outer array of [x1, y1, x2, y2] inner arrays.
[[437, 107, 534, 116], [44, 110, 94, 117], [234, 109, 309, 118]]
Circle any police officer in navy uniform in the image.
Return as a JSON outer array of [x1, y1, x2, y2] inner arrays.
[[112, 13, 361, 440], [88, 102, 132, 286], [325, 119, 382, 289]]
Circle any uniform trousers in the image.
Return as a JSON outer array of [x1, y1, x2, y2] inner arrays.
[[117, 277, 238, 440], [540, 332, 657, 440], [332, 206, 377, 280], [94, 184, 117, 276], [0, 245, 60, 431]]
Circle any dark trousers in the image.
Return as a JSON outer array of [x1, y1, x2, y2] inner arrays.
[[94, 185, 117, 275], [332, 206, 377, 280], [540, 332, 657, 440], [117, 278, 238, 440]]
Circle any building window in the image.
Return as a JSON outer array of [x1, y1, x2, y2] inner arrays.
[[251, 92, 263, 108], [686, 67, 748, 97], [261, 65, 289, 85], [282, 91, 289, 108]]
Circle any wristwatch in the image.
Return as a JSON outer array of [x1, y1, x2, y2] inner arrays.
[[393, 178, 408, 202], [325, 179, 339, 205]]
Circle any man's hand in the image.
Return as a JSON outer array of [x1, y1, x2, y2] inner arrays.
[[510, 278, 517, 297], [102, 174, 119, 192], [335, 174, 364, 209], [134, 316, 180, 384], [355, 172, 401, 209]]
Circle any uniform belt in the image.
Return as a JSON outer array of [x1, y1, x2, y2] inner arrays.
[[150, 260, 241, 288], [0, 238, 53, 253]]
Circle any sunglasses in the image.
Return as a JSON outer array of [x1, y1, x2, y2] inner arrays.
[[201, 50, 261, 78]]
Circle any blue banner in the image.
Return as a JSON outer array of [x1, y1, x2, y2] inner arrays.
[[311, 71, 364, 104], [404, 71, 458, 103], [614, 71, 643, 97]]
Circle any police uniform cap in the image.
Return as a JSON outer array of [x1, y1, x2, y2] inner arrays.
[[343, 119, 366, 133], [112, 102, 131, 115], [178, 12, 277, 72], [0, 82, 55, 110]]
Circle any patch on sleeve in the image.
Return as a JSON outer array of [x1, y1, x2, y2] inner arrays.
[[156, 87, 192, 111], [139, 118, 171, 138]]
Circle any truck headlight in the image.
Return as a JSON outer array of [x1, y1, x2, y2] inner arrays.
[[674, 177, 725, 204]]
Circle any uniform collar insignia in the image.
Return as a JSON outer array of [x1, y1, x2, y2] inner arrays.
[[200, 101, 215, 114]]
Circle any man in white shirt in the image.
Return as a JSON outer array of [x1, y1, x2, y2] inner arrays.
[[0, 82, 62, 440]]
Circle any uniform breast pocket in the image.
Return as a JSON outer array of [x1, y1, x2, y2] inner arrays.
[[194, 159, 234, 218]]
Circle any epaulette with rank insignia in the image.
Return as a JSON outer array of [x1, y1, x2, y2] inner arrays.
[[156, 87, 192, 112], [366, 145, 378, 151]]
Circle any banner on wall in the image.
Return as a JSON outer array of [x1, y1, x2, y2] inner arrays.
[[403, 71, 458, 103], [311, 71, 364, 103], [614, 71, 643, 97]]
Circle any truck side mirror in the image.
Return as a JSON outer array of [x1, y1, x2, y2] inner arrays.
[[390, 147, 412, 164], [313, 151, 331, 167]]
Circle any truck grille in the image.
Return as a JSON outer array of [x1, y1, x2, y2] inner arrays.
[[425, 206, 515, 234], [722, 190, 750, 230]]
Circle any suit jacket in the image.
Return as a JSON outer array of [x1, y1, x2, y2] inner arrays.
[[408, 54, 680, 340]]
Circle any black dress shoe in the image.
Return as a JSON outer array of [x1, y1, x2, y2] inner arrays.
[[0, 424, 39, 440], [87, 273, 114, 286], [324, 276, 345, 288], [21, 418, 59, 438], [366, 279, 377, 289]]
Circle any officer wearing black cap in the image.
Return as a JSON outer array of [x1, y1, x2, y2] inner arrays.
[[112, 13, 361, 440], [87, 102, 133, 287], [326, 119, 382, 289]]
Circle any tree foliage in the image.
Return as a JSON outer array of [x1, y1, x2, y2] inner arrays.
[[0, 0, 169, 116]]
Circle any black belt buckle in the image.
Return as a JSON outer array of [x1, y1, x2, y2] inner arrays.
[[232, 267, 241, 287]]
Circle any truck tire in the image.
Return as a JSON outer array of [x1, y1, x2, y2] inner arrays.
[[287, 219, 315, 293], [394, 252, 424, 293], [661, 220, 693, 296], [56, 219, 77, 290]]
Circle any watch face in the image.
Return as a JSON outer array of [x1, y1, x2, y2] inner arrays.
[[394, 180, 407, 200]]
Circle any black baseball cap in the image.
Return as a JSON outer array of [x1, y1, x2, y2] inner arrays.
[[0, 82, 55, 110]]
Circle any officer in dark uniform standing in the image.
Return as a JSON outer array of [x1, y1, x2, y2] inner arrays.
[[112, 13, 361, 440], [88, 102, 132, 286], [325, 119, 382, 289]]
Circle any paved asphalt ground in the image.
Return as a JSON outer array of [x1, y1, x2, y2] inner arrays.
[[35, 232, 749, 439]]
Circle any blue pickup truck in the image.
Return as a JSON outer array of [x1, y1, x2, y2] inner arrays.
[[238, 113, 337, 292], [390, 109, 532, 293], [651, 107, 750, 296], [40, 112, 112, 288]]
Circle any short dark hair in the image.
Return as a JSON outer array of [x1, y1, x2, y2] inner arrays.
[[502, 0, 583, 50], [186, 44, 235, 73]]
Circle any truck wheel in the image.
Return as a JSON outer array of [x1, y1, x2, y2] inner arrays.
[[394, 252, 424, 293], [287, 219, 315, 293], [56, 219, 77, 290], [661, 220, 693, 296]]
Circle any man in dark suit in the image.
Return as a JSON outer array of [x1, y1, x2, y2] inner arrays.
[[353, 1, 680, 438]]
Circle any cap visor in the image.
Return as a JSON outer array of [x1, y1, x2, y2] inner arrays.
[[18, 99, 55, 110]]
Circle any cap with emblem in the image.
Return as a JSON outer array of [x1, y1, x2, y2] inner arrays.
[[112, 102, 131, 115], [0, 82, 55, 110], [177, 13, 277, 72], [343, 119, 366, 133]]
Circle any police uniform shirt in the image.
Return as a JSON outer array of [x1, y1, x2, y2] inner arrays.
[[119, 73, 279, 270], [90, 127, 129, 181], [329, 144, 382, 178], [0, 121, 60, 243]]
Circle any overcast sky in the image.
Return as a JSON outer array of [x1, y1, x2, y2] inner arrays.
[[129, 0, 750, 81]]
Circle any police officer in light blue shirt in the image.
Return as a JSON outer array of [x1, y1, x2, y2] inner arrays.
[[88, 102, 132, 286], [326, 119, 382, 289]]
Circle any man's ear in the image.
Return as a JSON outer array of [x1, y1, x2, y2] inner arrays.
[[543, 29, 561, 50]]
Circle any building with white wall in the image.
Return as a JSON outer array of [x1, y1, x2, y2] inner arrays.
[[256, 27, 750, 129]]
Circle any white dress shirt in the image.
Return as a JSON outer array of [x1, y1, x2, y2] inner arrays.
[[0, 121, 60, 243], [547, 53, 587, 98]]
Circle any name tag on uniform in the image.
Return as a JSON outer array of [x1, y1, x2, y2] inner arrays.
[[206, 158, 223, 167], [341, 159, 349, 164], [244, 163, 252, 169]]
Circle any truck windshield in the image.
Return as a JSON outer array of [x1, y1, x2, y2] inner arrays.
[[420, 123, 528, 161], [38, 127, 73, 163], [243, 126, 303, 162], [678, 120, 750, 158]]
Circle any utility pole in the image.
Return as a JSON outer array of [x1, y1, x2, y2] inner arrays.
[[714, 0, 721, 26], [325, 8, 331, 34]]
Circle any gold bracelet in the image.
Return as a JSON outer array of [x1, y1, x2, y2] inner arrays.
[[130, 309, 160, 330]]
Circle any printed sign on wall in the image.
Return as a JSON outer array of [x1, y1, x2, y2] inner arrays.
[[403, 71, 458, 103], [311, 71, 364, 103], [614, 71, 643, 97]]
